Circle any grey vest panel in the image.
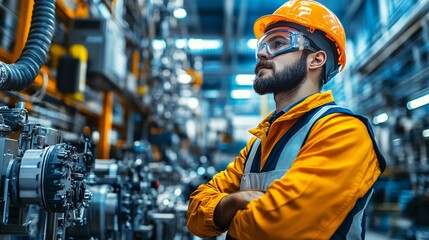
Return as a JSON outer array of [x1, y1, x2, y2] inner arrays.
[[240, 170, 287, 191], [346, 188, 374, 239], [240, 105, 340, 191]]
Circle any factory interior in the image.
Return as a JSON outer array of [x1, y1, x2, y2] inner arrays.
[[0, 0, 428, 239]]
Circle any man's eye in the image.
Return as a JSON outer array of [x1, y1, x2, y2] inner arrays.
[[271, 40, 289, 49]]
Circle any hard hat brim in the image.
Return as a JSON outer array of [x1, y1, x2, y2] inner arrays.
[[253, 14, 302, 39]]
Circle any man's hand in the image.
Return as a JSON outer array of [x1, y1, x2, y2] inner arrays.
[[213, 190, 264, 231]]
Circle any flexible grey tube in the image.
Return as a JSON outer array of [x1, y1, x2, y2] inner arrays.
[[0, 0, 55, 91]]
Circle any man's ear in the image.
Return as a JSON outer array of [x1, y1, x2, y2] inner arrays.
[[308, 50, 327, 70]]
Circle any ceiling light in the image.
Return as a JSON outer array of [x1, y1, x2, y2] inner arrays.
[[188, 39, 222, 50], [174, 8, 187, 19], [178, 97, 199, 109], [373, 112, 388, 125], [231, 90, 252, 99], [187, 97, 199, 109], [178, 73, 192, 84], [247, 39, 257, 49], [175, 39, 187, 49], [152, 39, 166, 50], [423, 129, 429, 138], [235, 74, 255, 85], [407, 93, 429, 110]]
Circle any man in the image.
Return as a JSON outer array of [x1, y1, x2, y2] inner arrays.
[[187, 1, 386, 239]]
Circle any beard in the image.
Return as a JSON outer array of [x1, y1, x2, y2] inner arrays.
[[253, 52, 308, 95]]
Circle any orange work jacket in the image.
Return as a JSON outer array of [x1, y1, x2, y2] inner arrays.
[[186, 91, 384, 239]]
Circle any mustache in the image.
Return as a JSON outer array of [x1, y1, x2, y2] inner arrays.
[[254, 61, 274, 74]]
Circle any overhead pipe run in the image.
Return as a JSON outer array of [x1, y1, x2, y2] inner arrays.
[[0, 0, 55, 91]]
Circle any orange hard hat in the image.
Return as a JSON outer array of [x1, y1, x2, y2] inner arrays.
[[254, 0, 346, 80]]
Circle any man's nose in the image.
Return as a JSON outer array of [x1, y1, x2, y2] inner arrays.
[[257, 45, 270, 60]]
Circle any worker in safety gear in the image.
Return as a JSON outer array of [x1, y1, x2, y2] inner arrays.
[[186, 0, 386, 239]]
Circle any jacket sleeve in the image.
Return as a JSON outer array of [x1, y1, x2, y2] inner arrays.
[[186, 138, 255, 238], [227, 114, 383, 239]]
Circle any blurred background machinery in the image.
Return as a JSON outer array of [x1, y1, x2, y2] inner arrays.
[[0, 0, 428, 239]]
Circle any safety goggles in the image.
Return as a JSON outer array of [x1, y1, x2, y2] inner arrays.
[[256, 29, 319, 59]]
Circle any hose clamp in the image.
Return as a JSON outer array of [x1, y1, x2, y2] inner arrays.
[[0, 63, 7, 84]]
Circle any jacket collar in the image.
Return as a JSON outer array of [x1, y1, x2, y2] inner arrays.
[[249, 91, 335, 137]]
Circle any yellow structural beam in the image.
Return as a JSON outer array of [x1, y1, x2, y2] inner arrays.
[[98, 91, 114, 159]]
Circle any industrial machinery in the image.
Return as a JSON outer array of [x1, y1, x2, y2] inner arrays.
[[0, 104, 197, 240], [66, 156, 153, 240], [66, 140, 193, 240], [0, 103, 92, 239], [0, 0, 94, 238]]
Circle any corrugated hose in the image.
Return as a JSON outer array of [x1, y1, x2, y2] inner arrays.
[[0, 0, 55, 91]]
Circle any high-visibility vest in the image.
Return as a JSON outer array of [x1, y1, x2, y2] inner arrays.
[[239, 103, 386, 239]]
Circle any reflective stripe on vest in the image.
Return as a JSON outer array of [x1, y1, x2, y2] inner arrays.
[[240, 105, 340, 191]]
